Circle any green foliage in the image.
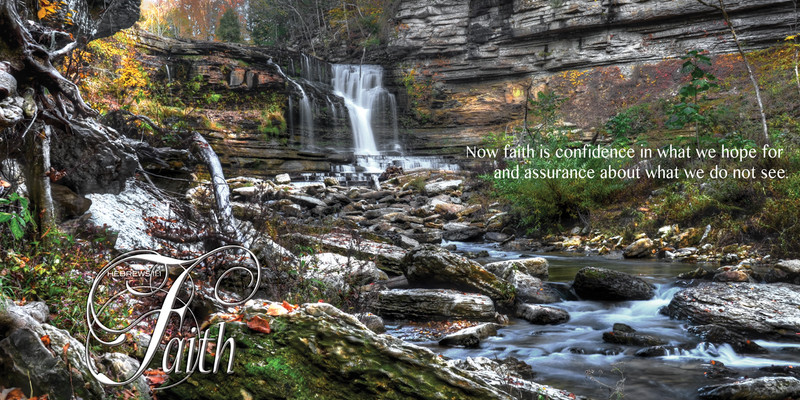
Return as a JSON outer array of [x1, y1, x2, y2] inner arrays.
[[400, 65, 438, 122], [526, 90, 568, 141], [488, 136, 628, 231], [0, 228, 117, 337], [0, 193, 33, 240], [217, 8, 243, 42], [605, 104, 653, 139], [667, 50, 719, 143]]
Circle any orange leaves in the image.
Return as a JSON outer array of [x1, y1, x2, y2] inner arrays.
[[37, 0, 64, 20], [39, 335, 50, 347], [246, 316, 271, 334], [281, 300, 297, 312], [143, 369, 168, 387]]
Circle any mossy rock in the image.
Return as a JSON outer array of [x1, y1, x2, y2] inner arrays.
[[161, 303, 513, 400]]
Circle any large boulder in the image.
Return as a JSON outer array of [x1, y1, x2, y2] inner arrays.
[[0, 300, 150, 400], [442, 222, 484, 241], [763, 259, 800, 284], [301, 253, 388, 294], [698, 377, 800, 400], [572, 267, 655, 301], [664, 282, 800, 340], [515, 304, 569, 325], [295, 232, 407, 275], [162, 302, 571, 400], [402, 245, 512, 304], [484, 257, 549, 280], [372, 289, 497, 321], [622, 238, 654, 258], [507, 271, 562, 304]]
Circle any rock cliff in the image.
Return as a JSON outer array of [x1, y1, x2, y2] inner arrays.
[[371, 0, 796, 153]]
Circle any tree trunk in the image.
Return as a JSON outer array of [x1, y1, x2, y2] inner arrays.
[[697, 0, 770, 144], [23, 124, 55, 232]]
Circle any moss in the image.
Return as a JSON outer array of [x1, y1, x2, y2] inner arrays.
[[161, 307, 505, 400]]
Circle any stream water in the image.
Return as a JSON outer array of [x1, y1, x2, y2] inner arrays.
[[400, 241, 800, 399]]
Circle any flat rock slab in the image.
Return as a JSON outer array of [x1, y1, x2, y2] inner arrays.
[[295, 232, 406, 275], [372, 289, 496, 321], [439, 323, 498, 348], [698, 376, 800, 400], [403, 245, 510, 304], [665, 282, 800, 341]]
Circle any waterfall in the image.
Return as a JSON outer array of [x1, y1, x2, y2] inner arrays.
[[331, 64, 398, 155], [192, 132, 241, 243], [268, 59, 314, 149]]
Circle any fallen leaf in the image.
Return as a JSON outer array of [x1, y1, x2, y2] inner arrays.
[[40, 334, 50, 347], [266, 303, 287, 316], [246, 316, 271, 334], [281, 300, 297, 312], [5, 388, 27, 400], [143, 369, 167, 387]]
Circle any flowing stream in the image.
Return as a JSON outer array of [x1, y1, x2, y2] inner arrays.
[[402, 241, 800, 399]]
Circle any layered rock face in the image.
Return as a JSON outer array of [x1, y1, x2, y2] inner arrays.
[[373, 0, 795, 153], [134, 31, 353, 178]]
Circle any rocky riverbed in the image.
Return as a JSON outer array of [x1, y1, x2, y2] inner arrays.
[[8, 168, 798, 399]]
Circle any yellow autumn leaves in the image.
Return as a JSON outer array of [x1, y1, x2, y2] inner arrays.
[[37, 0, 73, 25]]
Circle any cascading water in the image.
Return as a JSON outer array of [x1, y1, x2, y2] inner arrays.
[[281, 55, 461, 185], [268, 59, 314, 150], [331, 64, 385, 156]]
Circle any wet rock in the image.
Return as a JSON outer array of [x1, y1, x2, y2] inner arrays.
[[355, 313, 386, 333], [602, 324, 668, 347], [425, 179, 462, 195], [573, 267, 655, 301], [678, 267, 714, 280], [275, 173, 291, 184], [687, 325, 767, 354], [702, 359, 737, 379], [484, 232, 511, 242], [763, 259, 800, 284], [167, 302, 546, 399], [623, 238, 654, 258], [713, 269, 751, 282], [634, 346, 670, 357], [402, 245, 511, 304], [484, 257, 549, 280], [439, 323, 498, 348], [407, 228, 443, 244], [515, 304, 569, 325], [665, 282, 800, 340], [508, 271, 562, 304], [698, 377, 800, 400], [371, 289, 497, 321], [442, 222, 484, 241], [446, 357, 585, 400]]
